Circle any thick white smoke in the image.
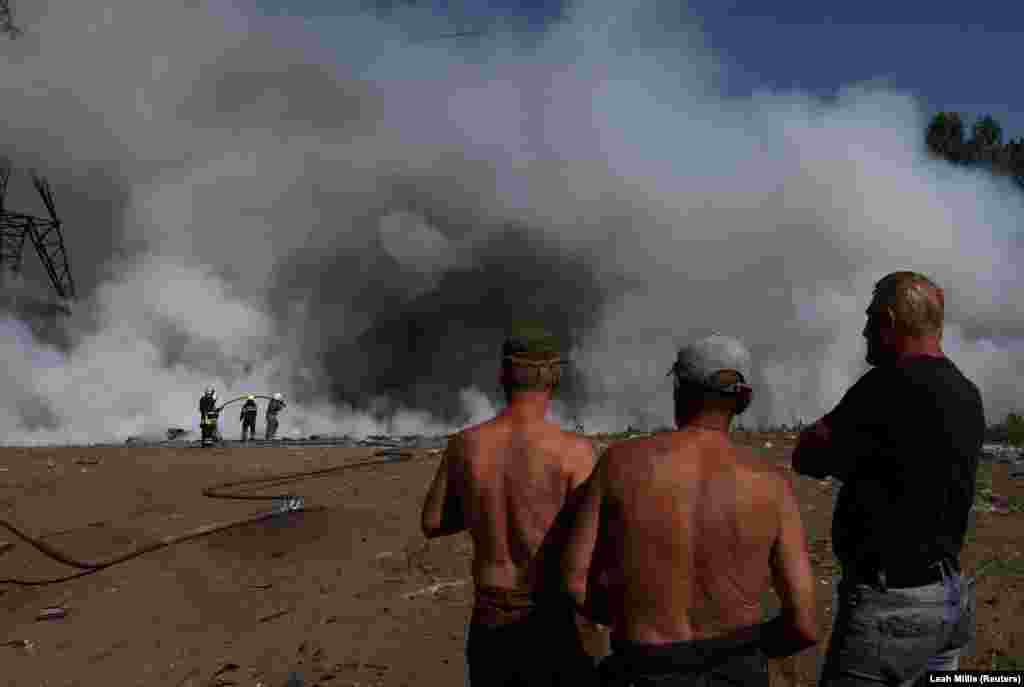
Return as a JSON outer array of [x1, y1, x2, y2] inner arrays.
[[1, 0, 1021, 444]]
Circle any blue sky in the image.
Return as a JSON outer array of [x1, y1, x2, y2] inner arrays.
[[255, 0, 1023, 141]]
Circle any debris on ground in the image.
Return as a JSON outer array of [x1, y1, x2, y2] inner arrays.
[[989, 495, 1012, 515], [36, 607, 68, 621], [166, 428, 190, 440], [73, 456, 101, 466], [0, 540, 13, 555], [258, 608, 293, 623], [2, 639, 35, 653], [402, 579, 468, 600], [982, 443, 1022, 463], [212, 662, 240, 678]]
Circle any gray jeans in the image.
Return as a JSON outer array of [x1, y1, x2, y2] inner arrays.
[[820, 562, 976, 686]]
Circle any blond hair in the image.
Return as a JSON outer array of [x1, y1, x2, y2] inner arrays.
[[872, 271, 945, 337]]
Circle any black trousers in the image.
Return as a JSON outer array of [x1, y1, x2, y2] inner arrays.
[[598, 625, 769, 687], [241, 416, 256, 439], [466, 606, 596, 686]]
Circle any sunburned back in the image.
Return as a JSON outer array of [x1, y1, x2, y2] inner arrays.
[[459, 418, 590, 590], [601, 432, 780, 643]]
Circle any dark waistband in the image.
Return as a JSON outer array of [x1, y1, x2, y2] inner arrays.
[[846, 558, 960, 589], [471, 585, 541, 628], [609, 624, 763, 671]]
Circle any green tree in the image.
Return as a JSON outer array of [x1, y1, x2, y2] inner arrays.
[[926, 112, 966, 162], [971, 114, 1004, 148]]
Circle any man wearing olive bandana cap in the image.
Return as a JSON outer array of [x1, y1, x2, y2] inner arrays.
[[421, 325, 601, 686]]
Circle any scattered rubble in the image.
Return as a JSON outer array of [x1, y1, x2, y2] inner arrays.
[[36, 606, 68, 621], [2, 639, 35, 653], [257, 608, 292, 623], [211, 662, 240, 679], [73, 456, 101, 466], [989, 495, 1012, 515], [402, 579, 468, 600], [981, 443, 1022, 463], [166, 428, 190, 440]]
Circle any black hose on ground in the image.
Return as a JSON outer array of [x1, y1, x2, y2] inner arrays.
[[0, 450, 414, 586]]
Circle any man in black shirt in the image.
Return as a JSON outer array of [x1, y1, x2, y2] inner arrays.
[[793, 272, 983, 685]]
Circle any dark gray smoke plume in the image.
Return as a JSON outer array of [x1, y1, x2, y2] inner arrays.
[[1, 0, 1022, 444]]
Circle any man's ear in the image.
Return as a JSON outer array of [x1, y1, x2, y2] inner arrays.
[[884, 306, 897, 331]]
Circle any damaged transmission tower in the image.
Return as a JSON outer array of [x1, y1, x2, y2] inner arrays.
[[0, 158, 75, 315], [1, 0, 22, 39]]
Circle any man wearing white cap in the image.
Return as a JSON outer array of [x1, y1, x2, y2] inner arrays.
[[563, 334, 819, 686]]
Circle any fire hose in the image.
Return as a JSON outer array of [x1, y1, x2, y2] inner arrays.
[[199, 395, 280, 444], [0, 450, 414, 587], [216, 395, 278, 411]]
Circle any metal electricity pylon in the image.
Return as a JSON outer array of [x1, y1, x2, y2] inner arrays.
[[0, 158, 76, 308]]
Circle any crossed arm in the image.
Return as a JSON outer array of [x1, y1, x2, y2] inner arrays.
[[561, 459, 613, 625], [791, 418, 862, 482], [791, 419, 836, 478], [420, 436, 466, 539]]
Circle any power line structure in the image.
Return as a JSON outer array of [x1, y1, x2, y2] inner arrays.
[[0, 0, 22, 39], [0, 159, 76, 312]]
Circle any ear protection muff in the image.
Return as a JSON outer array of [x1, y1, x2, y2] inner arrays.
[[733, 383, 753, 415], [671, 368, 752, 414]]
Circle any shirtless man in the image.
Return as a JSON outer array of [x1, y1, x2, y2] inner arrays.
[[420, 326, 600, 686], [563, 334, 819, 686]]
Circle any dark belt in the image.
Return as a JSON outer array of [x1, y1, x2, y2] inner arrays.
[[849, 558, 959, 590]]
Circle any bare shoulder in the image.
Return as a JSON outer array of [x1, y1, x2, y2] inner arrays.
[[731, 443, 788, 496], [732, 443, 782, 474], [597, 434, 656, 477], [457, 417, 502, 444], [559, 428, 598, 454], [553, 427, 601, 473], [444, 424, 485, 462]]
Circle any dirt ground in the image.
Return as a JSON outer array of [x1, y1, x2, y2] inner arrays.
[[1, 435, 1021, 686]]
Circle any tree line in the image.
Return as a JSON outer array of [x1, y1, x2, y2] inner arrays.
[[926, 112, 1024, 189]]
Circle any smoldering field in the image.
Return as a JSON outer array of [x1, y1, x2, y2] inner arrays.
[[1, 0, 1022, 446]]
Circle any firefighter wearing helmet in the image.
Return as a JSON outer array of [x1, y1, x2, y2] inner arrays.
[[265, 392, 286, 440], [240, 394, 258, 441], [199, 387, 220, 447]]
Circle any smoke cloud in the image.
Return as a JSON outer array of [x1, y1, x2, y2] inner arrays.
[[1, 0, 1021, 444]]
